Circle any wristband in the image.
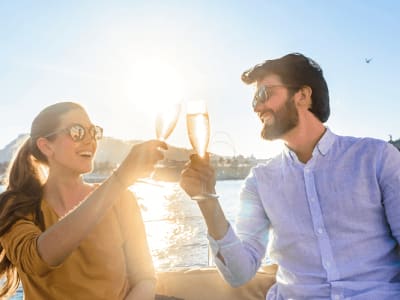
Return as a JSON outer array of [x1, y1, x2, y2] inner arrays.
[[191, 193, 219, 202]]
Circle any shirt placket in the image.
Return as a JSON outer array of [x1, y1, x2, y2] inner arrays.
[[303, 166, 342, 299]]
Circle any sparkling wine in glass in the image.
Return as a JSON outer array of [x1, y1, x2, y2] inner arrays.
[[186, 100, 218, 200], [138, 103, 181, 185], [153, 102, 181, 169], [156, 103, 181, 141], [187, 106, 210, 158]]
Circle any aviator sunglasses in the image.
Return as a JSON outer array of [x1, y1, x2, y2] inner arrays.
[[44, 124, 103, 142], [252, 85, 300, 109]]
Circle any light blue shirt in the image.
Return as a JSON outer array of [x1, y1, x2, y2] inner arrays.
[[209, 128, 400, 299]]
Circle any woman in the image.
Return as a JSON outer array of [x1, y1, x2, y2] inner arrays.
[[0, 102, 166, 299]]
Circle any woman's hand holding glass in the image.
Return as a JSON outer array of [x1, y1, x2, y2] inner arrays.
[[119, 102, 181, 187], [113, 140, 168, 188]]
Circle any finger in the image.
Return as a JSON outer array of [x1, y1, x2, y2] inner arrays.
[[189, 162, 213, 174], [179, 177, 202, 193], [190, 153, 210, 164], [190, 153, 200, 161], [189, 160, 207, 172], [149, 139, 168, 150], [154, 149, 165, 162], [158, 141, 168, 150], [181, 167, 200, 179]]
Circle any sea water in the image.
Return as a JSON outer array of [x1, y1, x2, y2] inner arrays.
[[1, 180, 251, 299], [133, 179, 242, 270]]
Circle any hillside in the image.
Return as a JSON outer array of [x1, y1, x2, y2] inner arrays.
[[0, 135, 192, 165], [0, 134, 30, 163], [0, 135, 262, 182]]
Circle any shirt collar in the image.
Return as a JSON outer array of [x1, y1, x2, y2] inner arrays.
[[315, 127, 335, 156], [284, 127, 336, 161]]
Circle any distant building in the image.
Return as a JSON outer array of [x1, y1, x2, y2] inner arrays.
[[389, 138, 400, 151]]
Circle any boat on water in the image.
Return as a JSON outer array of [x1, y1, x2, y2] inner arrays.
[[10, 264, 276, 300], [155, 264, 277, 300]]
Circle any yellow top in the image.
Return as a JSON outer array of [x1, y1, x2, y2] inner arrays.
[[1, 190, 155, 300]]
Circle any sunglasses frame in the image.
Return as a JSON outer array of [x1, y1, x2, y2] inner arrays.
[[44, 124, 103, 142], [252, 84, 300, 109]]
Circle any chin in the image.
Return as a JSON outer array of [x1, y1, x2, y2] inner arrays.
[[261, 127, 280, 141], [85, 166, 94, 174], [78, 164, 94, 175]]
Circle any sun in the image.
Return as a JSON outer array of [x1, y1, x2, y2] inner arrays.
[[125, 57, 186, 118]]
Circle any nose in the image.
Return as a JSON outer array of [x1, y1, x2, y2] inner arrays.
[[82, 131, 95, 145]]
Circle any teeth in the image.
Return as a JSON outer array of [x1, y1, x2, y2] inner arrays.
[[79, 151, 92, 157]]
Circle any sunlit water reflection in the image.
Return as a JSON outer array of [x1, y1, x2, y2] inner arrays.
[[131, 180, 241, 270]]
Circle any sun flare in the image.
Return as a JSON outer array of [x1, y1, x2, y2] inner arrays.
[[126, 57, 186, 118]]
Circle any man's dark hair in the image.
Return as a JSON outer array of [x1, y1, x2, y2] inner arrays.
[[241, 53, 330, 122]]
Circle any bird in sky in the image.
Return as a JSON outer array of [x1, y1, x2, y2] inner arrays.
[[365, 58, 373, 63]]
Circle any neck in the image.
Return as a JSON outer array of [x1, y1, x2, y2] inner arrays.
[[283, 113, 326, 163], [44, 172, 91, 215]]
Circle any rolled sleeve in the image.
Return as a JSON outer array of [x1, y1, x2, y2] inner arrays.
[[207, 223, 241, 281], [207, 169, 270, 287], [1, 219, 59, 276]]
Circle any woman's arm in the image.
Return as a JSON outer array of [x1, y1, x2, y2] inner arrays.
[[37, 140, 167, 267]]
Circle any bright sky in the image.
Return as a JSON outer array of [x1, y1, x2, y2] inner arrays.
[[1, 1, 399, 158]]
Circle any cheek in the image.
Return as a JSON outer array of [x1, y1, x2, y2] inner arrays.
[[54, 140, 76, 157]]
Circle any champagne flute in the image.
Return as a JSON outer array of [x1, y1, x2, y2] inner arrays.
[[186, 100, 218, 201], [137, 102, 181, 185], [155, 103, 181, 142], [153, 102, 181, 170]]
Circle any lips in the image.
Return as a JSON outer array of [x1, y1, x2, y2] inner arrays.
[[78, 151, 93, 158]]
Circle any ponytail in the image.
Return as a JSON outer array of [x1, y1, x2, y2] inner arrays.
[[0, 101, 82, 297], [0, 137, 45, 297]]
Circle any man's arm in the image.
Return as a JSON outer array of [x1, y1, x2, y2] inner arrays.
[[379, 143, 400, 243], [180, 156, 270, 287]]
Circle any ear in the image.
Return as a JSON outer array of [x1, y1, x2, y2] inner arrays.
[[295, 86, 312, 110], [36, 137, 54, 159]]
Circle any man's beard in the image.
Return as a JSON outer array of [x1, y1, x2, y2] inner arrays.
[[261, 95, 299, 140]]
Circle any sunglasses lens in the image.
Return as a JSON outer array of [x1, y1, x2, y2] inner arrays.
[[67, 124, 103, 141], [93, 126, 103, 140], [252, 97, 258, 109], [69, 125, 85, 141], [252, 86, 266, 108]]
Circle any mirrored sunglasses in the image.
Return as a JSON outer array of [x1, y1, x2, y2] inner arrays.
[[45, 124, 103, 142]]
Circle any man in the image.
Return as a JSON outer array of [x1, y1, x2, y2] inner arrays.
[[180, 53, 400, 299]]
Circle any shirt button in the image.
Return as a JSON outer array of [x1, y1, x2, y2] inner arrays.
[[310, 197, 315, 202], [317, 228, 323, 234], [325, 261, 331, 268], [333, 295, 340, 300]]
